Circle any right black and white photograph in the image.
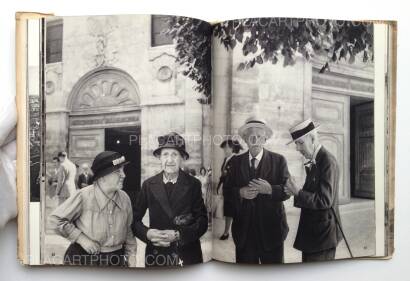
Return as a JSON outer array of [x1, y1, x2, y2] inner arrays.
[[211, 18, 376, 264]]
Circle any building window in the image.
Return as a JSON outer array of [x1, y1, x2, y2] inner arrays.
[[46, 20, 63, 63], [151, 15, 173, 47]]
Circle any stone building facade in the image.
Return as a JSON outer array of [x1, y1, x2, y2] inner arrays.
[[45, 15, 209, 199]]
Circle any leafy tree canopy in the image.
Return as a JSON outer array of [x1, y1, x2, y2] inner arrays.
[[168, 17, 373, 103]]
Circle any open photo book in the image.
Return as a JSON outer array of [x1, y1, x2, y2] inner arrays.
[[16, 12, 396, 267]]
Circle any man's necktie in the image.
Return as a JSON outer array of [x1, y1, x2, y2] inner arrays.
[[250, 157, 257, 180]]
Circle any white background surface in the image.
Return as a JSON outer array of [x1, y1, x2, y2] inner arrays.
[[1, 0, 409, 280]]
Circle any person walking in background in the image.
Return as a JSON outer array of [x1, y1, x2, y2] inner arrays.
[[55, 151, 77, 203], [197, 166, 212, 226], [78, 163, 93, 189], [217, 137, 243, 240], [284, 119, 343, 262], [46, 156, 60, 198]]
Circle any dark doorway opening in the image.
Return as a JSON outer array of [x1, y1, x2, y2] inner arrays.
[[105, 126, 141, 205], [350, 97, 374, 199]]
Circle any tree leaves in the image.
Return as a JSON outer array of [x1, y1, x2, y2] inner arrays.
[[214, 18, 373, 72], [166, 17, 373, 104], [166, 17, 212, 103]]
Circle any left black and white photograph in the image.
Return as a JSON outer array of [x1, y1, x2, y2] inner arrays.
[[41, 15, 213, 267]]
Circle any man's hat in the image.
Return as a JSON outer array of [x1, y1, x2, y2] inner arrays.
[[238, 116, 273, 139], [91, 151, 130, 181], [153, 132, 189, 160], [287, 118, 320, 145]]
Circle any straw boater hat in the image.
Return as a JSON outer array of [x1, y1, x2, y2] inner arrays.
[[153, 132, 190, 160], [287, 118, 320, 145], [91, 151, 130, 181], [238, 116, 273, 139]]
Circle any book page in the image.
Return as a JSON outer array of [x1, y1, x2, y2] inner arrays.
[[27, 14, 213, 267], [211, 17, 394, 264]]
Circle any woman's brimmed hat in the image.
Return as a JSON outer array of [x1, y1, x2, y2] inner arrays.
[[287, 118, 320, 145], [220, 136, 244, 151], [238, 116, 273, 139], [153, 132, 189, 160], [91, 151, 129, 181]]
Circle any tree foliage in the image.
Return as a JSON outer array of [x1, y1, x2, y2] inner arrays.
[[166, 17, 212, 104], [167, 17, 373, 103]]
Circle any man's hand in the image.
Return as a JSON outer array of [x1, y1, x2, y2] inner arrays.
[[239, 186, 258, 200], [249, 179, 272, 195], [147, 229, 177, 247], [161, 229, 180, 243], [77, 233, 101, 254], [284, 177, 301, 196]]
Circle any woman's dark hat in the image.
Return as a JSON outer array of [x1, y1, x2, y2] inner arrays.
[[57, 151, 67, 157], [153, 132, 189, 160], [220, 137, 244, 150], [91, 151, 130, 181]]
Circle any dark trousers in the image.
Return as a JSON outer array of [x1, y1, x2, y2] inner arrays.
[[236, 243, 284, 264], [302, 247, 336, 262], [235, 200, 284, 264], [63, 243, 126, 267], [236, 242, 284, 264]]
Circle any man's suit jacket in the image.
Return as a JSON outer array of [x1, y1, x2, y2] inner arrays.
[[293, 146, 343, 253], [225, 149, 290, 251], [132, 170, 208, 266]]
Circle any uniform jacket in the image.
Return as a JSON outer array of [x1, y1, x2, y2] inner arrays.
[[224, 149, 290, 251], [293, 146, 343, 253], [132, 170, 208, 266]]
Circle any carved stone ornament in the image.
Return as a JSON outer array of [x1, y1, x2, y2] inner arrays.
[[157, 66, 173, 81], [70, 68, 140, 112]]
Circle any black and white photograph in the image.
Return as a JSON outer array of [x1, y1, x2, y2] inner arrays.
[[41, 15, 213, 267], [211, 18, 377, 263], [19, 13, 394, 269]]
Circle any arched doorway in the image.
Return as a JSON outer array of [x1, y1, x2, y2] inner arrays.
[[67, 67, 141, 202]]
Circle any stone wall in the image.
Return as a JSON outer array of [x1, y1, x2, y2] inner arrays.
[[45, 15, 207, 183]]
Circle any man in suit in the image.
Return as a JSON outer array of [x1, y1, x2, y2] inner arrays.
[[55, 151, 77, 203], [284, 119, 343, 262], [132, 132, 208, 267], [225, 116, 290, 264], [77, 163, 93, 189]]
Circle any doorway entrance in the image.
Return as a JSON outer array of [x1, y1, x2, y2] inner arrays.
[[350, 98, 375, 199], [105, 126, 141, 204]]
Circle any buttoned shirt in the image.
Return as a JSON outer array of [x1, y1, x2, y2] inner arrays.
[[49, 184, 137, 257], [248, 149, 264, 169]]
